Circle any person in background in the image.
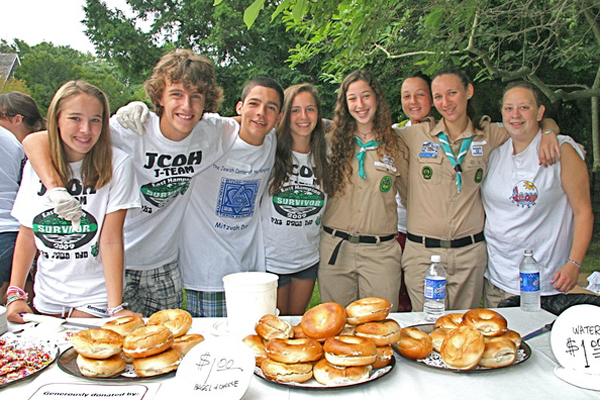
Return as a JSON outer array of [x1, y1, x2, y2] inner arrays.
[[319, 70, 402, 308], [6, 81, 141, 322], [262, 83, 331, 315], [0, 92, 45, 303], [397, 68, 560, 311], [482, 81, 593, 306], [392, 72, 433, 312], [179, 77, 282, 317]]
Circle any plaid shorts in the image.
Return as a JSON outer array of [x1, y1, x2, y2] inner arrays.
[[124, 261, 183, 317], [185, 290, 226, 317]]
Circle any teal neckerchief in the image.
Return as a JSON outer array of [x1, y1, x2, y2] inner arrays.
[[437, 132, 473, 193], [355, 137, 380, 178]]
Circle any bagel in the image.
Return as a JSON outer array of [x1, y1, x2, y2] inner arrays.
[[429, 327, 451, 353], [242, 334, 268, 367], [372, 345, 394, 369], [434, 313, 464, 330], [312, 358, 372, 386], [440, 326, 485, 370], [479, 337, 517, 368], [102, 316, 145, 337], [76, 353, 126, 378], [397, 327, 433, 360], [498, 329, 522, 348], [123, 325, 174, 359], [133, 348, 182, 377], [260, 358, 313, 383], [172, 334, 205, 356], [340, 324, 357, 336], [147, 309, 192, 338], [71, 328, 123, 360], [346, 297, 391, 325], [462, 309, 507, 337], [355, 319, 401, 346], [301, 302, 347, 341], [292, 324, 308, 339], [323, 335, 378, 367], [266, 338, 323, 364], [255, 314, 293, 341]]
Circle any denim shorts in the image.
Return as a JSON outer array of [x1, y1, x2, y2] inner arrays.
[[0, 231, 18, 283], [274, 262, 319, 288]]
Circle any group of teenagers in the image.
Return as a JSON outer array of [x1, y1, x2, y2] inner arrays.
[[1, 47, 592, 324]]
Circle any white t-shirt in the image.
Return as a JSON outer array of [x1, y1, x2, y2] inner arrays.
[[262, 151, 327, 274], [178, 127, 276, 292], [482, 132, 584, 296], [0, 126, 24, 233], [110, 112, 238, 270], [12, 149, 140, 311]]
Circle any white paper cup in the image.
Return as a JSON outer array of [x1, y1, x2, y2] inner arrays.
[[0, 305, 7, 335], [222, 272, 278, 340]]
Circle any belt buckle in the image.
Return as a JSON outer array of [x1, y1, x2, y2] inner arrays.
[[439, 239, 452, 248], [347, 233, 360, 244]]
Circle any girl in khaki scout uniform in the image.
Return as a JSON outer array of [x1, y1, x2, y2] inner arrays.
[[397, 68, 560, 311], [319, 70, 402, 308]]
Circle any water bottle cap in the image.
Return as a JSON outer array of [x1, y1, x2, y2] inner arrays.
[[523, 249, 533, 256], [431, 255, 442, 262]]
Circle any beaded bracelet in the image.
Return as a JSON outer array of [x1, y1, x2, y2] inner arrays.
[[6, 286, 28, 306], [568, 259, 583, 268], [107, 302, 128, 316]]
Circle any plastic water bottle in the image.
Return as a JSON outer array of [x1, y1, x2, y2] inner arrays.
[[519, 250, 541, 312], [424, 255, 446, 321]]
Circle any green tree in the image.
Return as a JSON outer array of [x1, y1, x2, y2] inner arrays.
[[13, 40, 135, 114], [82, 0, 337, 115]]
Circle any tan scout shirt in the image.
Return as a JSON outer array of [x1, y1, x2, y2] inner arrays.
[[397, 117, 508, 239], [323, 142, 401, 236]]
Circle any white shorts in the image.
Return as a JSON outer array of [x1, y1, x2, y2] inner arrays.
[[33, 296, 109, 318]]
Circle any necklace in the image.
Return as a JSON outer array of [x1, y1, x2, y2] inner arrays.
[[357, 130, 373, 141]]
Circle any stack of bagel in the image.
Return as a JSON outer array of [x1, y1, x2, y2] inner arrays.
[[70, 309, 204, 378], [396, 308, 521, 370], [243, 297, 399, 386]]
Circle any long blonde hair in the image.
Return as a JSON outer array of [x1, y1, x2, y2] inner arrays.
[[47, 80, 112, 189]]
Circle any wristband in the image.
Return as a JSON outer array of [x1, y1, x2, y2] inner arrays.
[[107, 303, 128, 316], [567, 259, 582, 268], [542, 129, 555, 135]]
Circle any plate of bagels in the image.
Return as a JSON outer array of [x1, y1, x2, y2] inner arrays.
[[58, 309, 204, 380], [244, 297, 398, 389], [394, 308, 531, 371]]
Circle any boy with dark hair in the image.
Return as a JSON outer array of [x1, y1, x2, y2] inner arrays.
[[179, 77, 283, 317]]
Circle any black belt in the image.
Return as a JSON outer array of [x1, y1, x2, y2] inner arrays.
[[406, 231, 485, 248], [323, 226, 396, 265]]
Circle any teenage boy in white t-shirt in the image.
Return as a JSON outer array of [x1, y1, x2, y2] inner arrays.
[[180, 77, 283, 317], [22, 50, 238, 316]]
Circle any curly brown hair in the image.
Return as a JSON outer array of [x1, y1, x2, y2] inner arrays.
[[269, 83, 331, 196], [328, 70, 397, 196], [144, 49, 224, 117]]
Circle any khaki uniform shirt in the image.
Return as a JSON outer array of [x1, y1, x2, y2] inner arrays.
[[397, 117, 508, 239], [323, 142, 401, 236]]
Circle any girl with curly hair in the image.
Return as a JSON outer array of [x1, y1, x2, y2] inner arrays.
[[318, 70, 403, 307]]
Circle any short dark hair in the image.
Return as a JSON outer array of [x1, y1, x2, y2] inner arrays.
[[502, 81, 544, 107], [240, 77, 284, 110], [403, 72, 432, 88]]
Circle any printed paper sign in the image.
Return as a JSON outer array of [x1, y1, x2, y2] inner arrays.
[[29, 383, 151, 399]]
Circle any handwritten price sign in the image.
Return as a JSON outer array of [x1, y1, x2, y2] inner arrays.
[[171, 338, 255, 399], [551, 304, 600, 375]]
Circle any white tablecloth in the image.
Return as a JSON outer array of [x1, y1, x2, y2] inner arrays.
[[3, 308, 599, 399]]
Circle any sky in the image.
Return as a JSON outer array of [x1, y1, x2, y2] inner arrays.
[[0, 0, 133, 54]]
